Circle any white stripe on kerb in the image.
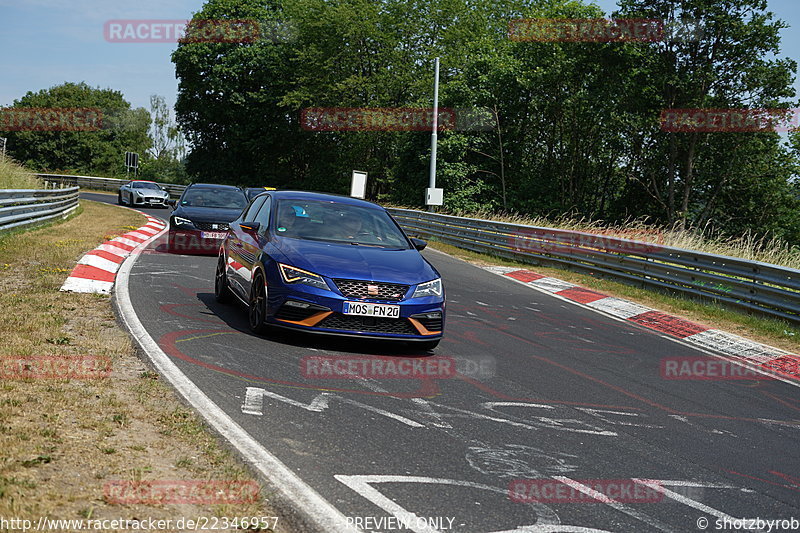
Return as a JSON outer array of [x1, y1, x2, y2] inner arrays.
[[683, 330, 789, 363], [77, 254, 121, 273], [484, 266, 518, 274], [60, 277, 114, 294], [529, 277, 575, 293], [586, 297, 653, 319], [95, 243, 132, 256], [112, 237, 141, 248]]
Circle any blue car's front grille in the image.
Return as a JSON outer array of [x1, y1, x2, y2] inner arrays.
[[333, 279, 408, 301], [318, 314, 417, 335]]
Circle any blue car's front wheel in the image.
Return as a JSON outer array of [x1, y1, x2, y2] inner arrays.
[[215, 255, 231, 304], [248, 272, 268, 334]]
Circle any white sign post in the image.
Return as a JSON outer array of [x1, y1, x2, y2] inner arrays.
[[0, 137, 6, 159], [351, 170, 368, 199], [125, 151, 139, 179]]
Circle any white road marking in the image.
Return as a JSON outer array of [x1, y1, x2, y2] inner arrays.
[[115, 227, 356, 533], [335, 474, 560, 533], [574, 408, 664, 429], [241, 387, 424, 428], [633, 479, 760, 530], [554, 477, 672, 532], [481, 402, 617, 436]]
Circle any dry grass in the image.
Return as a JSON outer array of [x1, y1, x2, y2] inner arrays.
[[0, 200, 285, 530], [393, 205, 800, 269], [428, 240, 800, 353], [0, 158, 42, 189]]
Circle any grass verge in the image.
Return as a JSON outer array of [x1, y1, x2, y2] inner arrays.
[[0, 200, 285, 530], [428, 239, 800, 353], [0, 158, 42, 189]]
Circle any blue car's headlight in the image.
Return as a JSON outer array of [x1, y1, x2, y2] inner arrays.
[[279, 263, 331, 291], [173, 216, 193, 226], [412, 278, 442, 298]]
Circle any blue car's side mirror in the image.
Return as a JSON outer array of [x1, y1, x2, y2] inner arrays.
[[240, 221, 260, 234], [411, 238, 427, 251]]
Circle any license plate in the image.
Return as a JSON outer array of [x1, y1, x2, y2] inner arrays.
[[343, 301, 400, 318], [201, 231, 227, 239]]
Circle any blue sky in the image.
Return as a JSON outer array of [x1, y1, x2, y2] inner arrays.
[[1, 0, 798, 114]]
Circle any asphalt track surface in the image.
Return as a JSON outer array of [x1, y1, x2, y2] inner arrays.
[[85, 192, 800, 533]]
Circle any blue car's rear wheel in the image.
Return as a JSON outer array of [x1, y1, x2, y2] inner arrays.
[[249, 273, 268, 334]]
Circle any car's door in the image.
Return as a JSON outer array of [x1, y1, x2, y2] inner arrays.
[[227, 195, 267, 297], [239, 195, 272, 297]]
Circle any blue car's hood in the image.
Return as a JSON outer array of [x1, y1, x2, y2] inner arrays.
[[174, 206, 243, 222], [275, 238, 438, 285]]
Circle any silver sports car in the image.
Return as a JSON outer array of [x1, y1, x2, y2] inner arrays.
[[118, 180, 171, 208]]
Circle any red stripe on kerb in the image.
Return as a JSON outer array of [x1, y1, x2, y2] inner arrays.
[[122, 233, 146, 243], [628, 310, 708, 338], [557, 287, 607, 304], [506, 270, 545, 282], [86, 249, 125, 264], [69, 264, 117, 283]]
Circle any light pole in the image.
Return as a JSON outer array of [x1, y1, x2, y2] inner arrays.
[[426, 57, 443, 211]]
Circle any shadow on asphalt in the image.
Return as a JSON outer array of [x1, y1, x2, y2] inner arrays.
[[195, 291, 440, 357]]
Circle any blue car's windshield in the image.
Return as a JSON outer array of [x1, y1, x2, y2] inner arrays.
[[274, 200, 410, 249], [181, 188, 247, 209]]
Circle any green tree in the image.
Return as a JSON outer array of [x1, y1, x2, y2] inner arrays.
[[1, 82, 151, 176]]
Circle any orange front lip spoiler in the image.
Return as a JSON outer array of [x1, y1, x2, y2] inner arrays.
[[275, 311, 332, 327]]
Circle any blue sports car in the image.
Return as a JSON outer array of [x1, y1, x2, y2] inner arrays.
[[215, 190, 444, 349]]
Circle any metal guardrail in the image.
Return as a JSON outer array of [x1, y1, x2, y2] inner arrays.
[[0, 186, 80, 233], [388, 208, 800, 325], [36, 173, 187, 198]]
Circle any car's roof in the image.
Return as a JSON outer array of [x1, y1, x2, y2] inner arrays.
[[269, 190, 383, 209], [187, 183, 244, 191], [129, 180, 156, 183]]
